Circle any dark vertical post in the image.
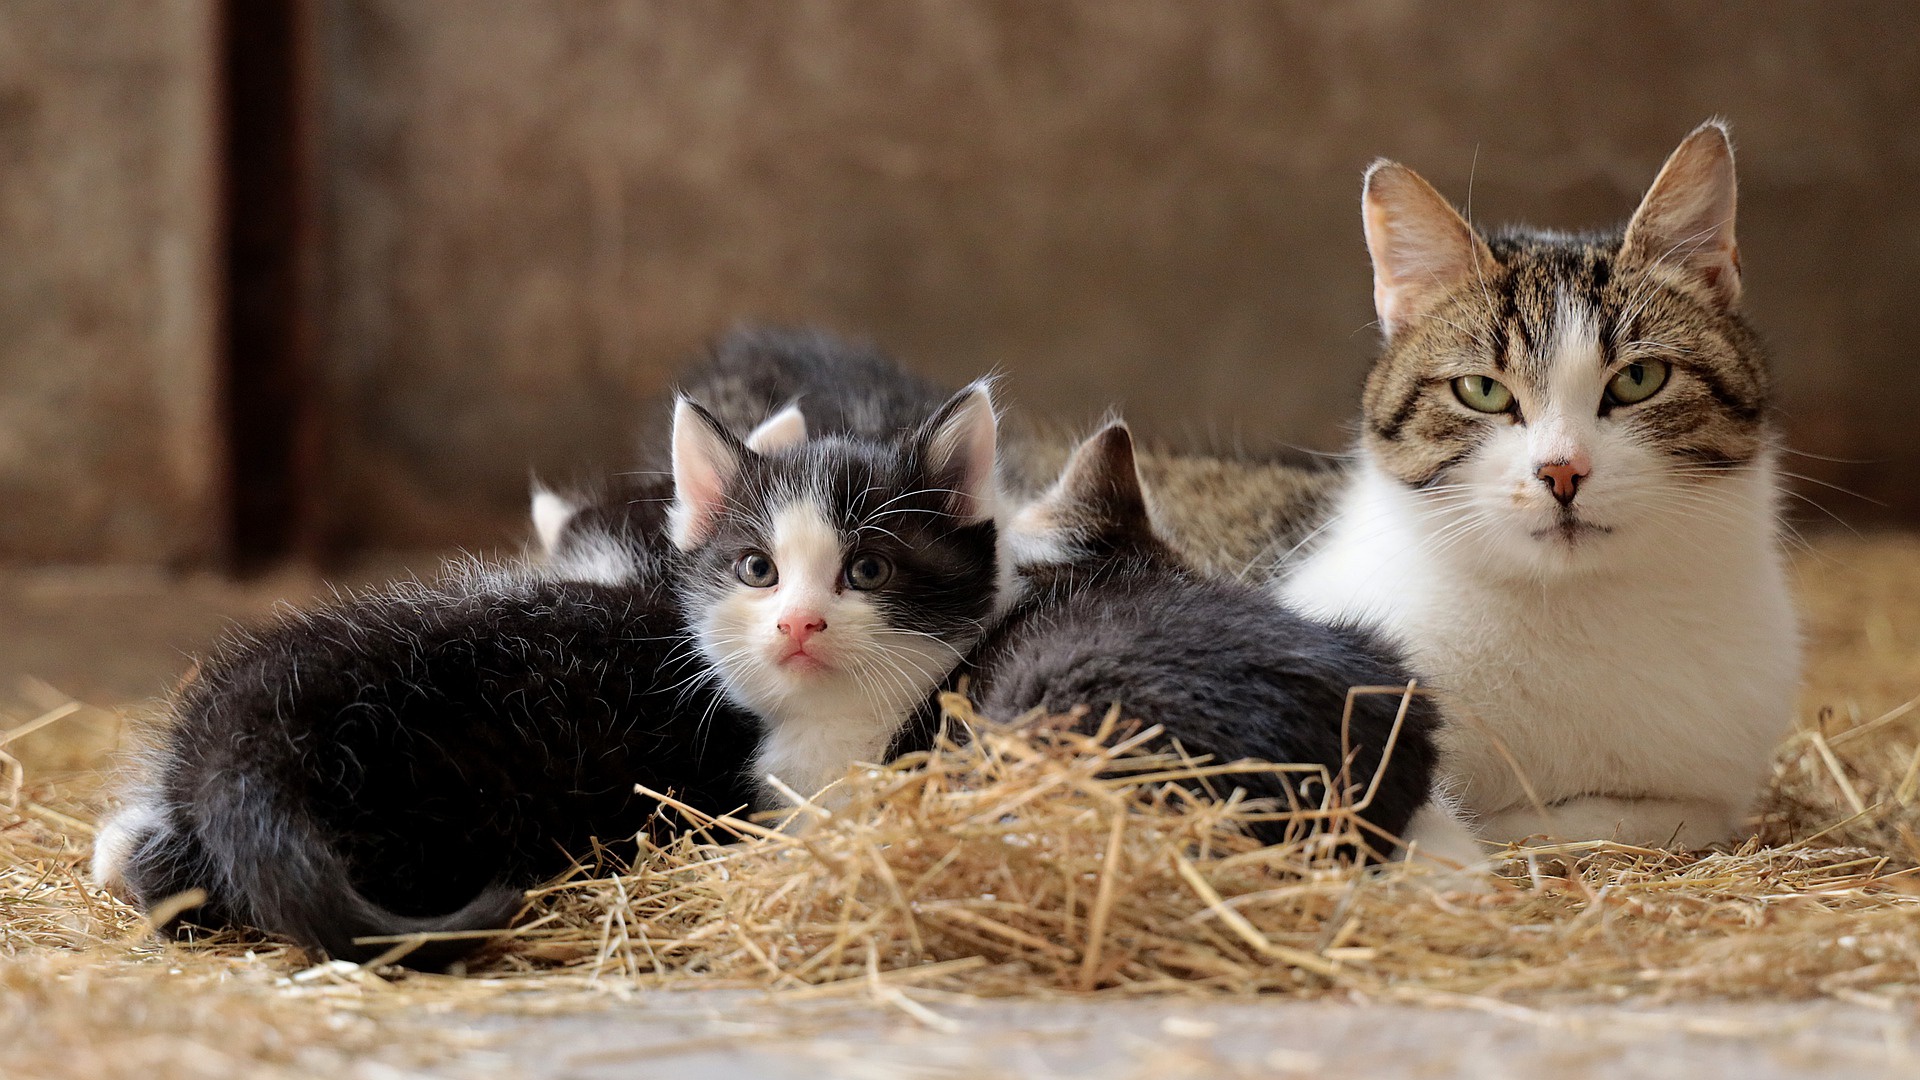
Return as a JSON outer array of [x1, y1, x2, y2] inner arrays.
[[220, 0, 322, 570]]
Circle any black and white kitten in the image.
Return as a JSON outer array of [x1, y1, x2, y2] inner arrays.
[[92, 560, 761, 969], [532, 402, 808, 583], [903, 424, 1442, 855], [95, 384, 1009, 966], [666, 383, 1009, 803], [531, 326, 958, 573], [583, 336, 1443, 852]]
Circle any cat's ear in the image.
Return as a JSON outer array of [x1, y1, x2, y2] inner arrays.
[[529, 484, 578, 555], [918, 380, 999, 524], [669, 398, 748, 550], [1362, 160, 1497, 340], [1620, 120, 1740, 307], [1055, 422, 1152, 541], [744, 402, 807, 454]]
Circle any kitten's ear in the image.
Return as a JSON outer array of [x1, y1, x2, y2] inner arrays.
[[530, 485, 578, 555], [744, 402, 807, 454], [918, 381, 999, 524], [669, 398, 748, 550], [1362, 160, 1497, 340], [1055, 422, 1152, 541], [1620, 120, 1740, 307]]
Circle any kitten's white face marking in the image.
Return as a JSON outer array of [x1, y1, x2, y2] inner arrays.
[[1437, 292, 1696, 577], [696, 498, 955, 800]]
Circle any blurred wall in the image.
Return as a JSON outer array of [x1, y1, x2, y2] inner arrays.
[[4, 3, 1917, 563], [0, 0, 221, 564], [316, 1, 1920, 552]]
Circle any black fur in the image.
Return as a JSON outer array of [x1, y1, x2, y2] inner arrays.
[[898, 428, 1440, 855], [115, 563, 759, 969], [547, 326, 956, 559], [673, 324, 955, 442]]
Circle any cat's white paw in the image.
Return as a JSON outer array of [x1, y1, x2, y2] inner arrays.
[[1480, 795, 1743, 850], [1398, 799, 1498, 889]]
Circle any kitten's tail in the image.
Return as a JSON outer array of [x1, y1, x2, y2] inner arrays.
[[118, 786, 523, 971]]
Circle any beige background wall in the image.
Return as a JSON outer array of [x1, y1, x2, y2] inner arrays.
[[316, 1, 1920, 552], [4, 3, 1916, 562], [0, 0, 220, 564]]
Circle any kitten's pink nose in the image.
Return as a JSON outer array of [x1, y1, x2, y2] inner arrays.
[[777, 612, 827, 647], [1536, 459, 1590, 507]]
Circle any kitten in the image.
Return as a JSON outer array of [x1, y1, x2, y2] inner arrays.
[[610, 339, 1447, 854], [532, 402, 809, 583], [92, 559, 762, 969], [666, 382, 1009, 804], [671, 324, 956, 441], [901, 424, 1444, 856], [1271, 121, 1800, 849], [95, 386, 1009, 966], [530, 325, 954, 573]]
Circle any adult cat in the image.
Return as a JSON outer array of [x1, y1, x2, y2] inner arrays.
[[1274, 122, 1799, 850]]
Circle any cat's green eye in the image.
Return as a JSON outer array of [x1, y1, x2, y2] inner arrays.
[[734, 551, 779, 588], [844, 552, 893, 591], [1452, 374, 1514, 414], [1605, 360, 1670, 407]]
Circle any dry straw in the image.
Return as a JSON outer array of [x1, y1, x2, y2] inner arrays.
[[499, 692, 1920, 1007], [5, 535, 1920, 1077]]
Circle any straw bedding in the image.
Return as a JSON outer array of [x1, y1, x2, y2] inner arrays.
[[5, 534, 1920, 1075]]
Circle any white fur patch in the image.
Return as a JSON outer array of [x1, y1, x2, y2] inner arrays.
[[91, 799, 165, 897], [539, 529, 646, 586], [530, 489, 578, 555], [1400, 798, 1492, 876], [1280, 447, 1799, 849]]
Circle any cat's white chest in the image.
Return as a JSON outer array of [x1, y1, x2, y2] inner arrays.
[[1278, 464, 1800, 836]]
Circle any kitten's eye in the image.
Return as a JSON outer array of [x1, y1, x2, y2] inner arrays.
[[1452, 375, 1514, 414], [1605, 360, 1670, 407], [843, 552, 893, 591], [733, 552, 778, 588]]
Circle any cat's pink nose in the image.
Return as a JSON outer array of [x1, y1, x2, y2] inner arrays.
[[1536, 459, 1590, 507], [777, 612, 827, 646]]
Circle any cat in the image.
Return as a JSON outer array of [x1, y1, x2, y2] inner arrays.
[[667, 324, 956, 442], [532, 401, 809, 583], [666, 382, 1009, 804], [899, 422, 1444, 856], [617, 336, 1452, 858], [95, 383, 1010, 966], [91, 557, 762, 970], [530, 326, 956, 573], [1265, 121, 1799, 850]]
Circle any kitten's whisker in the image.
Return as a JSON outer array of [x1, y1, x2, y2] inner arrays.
[[866, 487, 966, 516]]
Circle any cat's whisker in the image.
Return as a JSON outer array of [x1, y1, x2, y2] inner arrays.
[[1770, 469, 1886, 507]]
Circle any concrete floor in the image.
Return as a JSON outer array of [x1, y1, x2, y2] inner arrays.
[[453, 994, 1919, 1079], [7, 560, 1918, 1080]]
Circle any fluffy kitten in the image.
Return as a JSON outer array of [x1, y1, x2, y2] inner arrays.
[[532, 402, 809, 583], [95, 386, 1008, 966], [621, 338, 1447, 854], [92, 560, 761, 969], [909, 423, 1443, 855], [530, 326, 955, 575], [671, 324, 955, 441], [1274, 122, 1799, 849], [666, 383, 1009, 804]]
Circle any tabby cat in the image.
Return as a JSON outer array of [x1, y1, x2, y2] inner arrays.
[[1267, 121, 1799, 850]]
